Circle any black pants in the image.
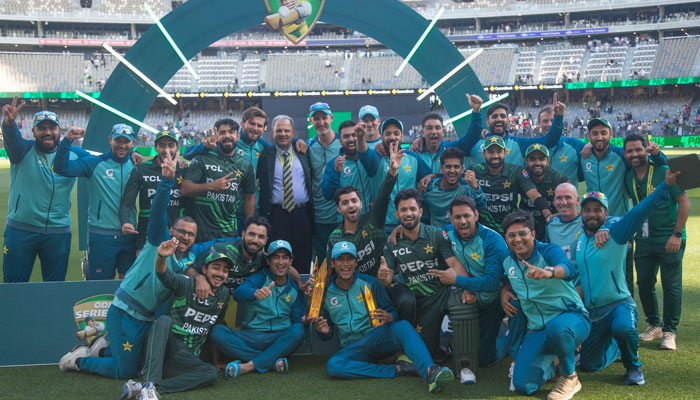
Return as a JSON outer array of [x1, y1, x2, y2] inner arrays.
[[269, 204, 313, 274]]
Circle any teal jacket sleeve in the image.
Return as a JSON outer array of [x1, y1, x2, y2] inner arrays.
[[514, 114, 564, 152], [54, 137, 101, 178], [357, 148, 382, 177], [146, 176, 174, 245], [540, 241, 576, 281], [1, 122, 33, 163], [233, 271, 266, 303], [322, 157, 341, 201], [455, 230, 507, 292]]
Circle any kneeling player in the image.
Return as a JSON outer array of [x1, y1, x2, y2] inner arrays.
[[210, 240, 306, 377], [122, 238, 232, 399], [313, 241, 454, 393]]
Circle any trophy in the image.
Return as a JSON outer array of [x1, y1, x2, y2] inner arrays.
[[307, 257, 329, 319], [363, 284, 381, 328]]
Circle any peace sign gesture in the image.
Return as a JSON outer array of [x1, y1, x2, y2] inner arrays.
[[2, 96, 26, 126], [161, 151, 178, 179], [552, 92, 566, 116]]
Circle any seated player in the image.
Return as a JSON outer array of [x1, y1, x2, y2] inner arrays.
[[121, 238, 232, 399], [210, 240, 306, 377], [312, 241, 455, 393], [501, 211, 590, 400]]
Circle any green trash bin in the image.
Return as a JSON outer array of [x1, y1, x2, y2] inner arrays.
[[448, 301, 481, 376]]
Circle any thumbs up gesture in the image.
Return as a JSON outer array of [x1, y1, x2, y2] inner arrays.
[[377, 256, 393, 286], [255, 281, 275, 300], [523, 260, 554, 280]]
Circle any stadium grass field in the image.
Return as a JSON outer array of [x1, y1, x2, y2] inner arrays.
[[1, 149, 699, 399]]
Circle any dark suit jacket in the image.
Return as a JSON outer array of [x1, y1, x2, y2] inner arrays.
[[257, 144, 314, 219]]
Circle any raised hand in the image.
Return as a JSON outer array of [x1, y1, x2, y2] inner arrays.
[[334, 155, 346, 173], [161, 152, 177, 179], [522, 260, 553, 280], [665, 169, 681, 187], [255, 281, 275, 300], [377, 256, 392, 283], [553, 92, 566, 116], [646, 140, 660, 157], [388, 141, 404, 175], [354, 121, 366, 141], [65, 127, 86, 141], [466, 93, 482, 113], [205, 128, 217, 149], [464, 169, 478, 190], [157, 237, 179, 258], [209, 172, 235, 191], [2, 96, 26, 126]]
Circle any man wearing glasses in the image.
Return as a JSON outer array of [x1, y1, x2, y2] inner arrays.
[[55, 124, 138, 280], [1, 97, 91, 282]]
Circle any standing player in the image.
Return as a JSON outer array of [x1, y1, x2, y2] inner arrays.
[[535, 105, 584, 187], [182, 118, 255, 242], [358, 104, 382, 148], [408, 113, 478, 174]]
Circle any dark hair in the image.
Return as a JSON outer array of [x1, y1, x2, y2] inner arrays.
[[338, 120, 357, 133], [486, 103, 510, 117], [172, 216, 197, 226], [439, 147, 465, 166], [242, 107, 267, 124], [244, 216, 271, 235], [449, 196, 477, 214], [214, 118, 239, 132], [623, 133, 648, 150], [421, 112, 443, 126], [394, 188, 422, 208], [501, 210, 534, 233], [537, 105, 554, 122], [334, 186, 361, 205]]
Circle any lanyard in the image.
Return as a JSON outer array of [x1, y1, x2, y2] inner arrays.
[[276, 149, 293, 165], [632, 164, 654, 204]]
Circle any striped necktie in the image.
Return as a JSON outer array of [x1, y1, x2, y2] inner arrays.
[[282, 151, 295, 212]]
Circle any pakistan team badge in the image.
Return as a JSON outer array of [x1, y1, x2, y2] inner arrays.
[[264, 0, 325, 44], [73, 294, 114, 345]]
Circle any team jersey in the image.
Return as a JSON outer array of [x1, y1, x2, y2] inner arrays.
[[119, 157, 188, 246], [320, 272, 396, 347], [54, 137, 135, 233], [550, 137, 585, 187], [307, 134, 343, 224], [326, 172, 396, 275], [446, 223, 507, 305], [359, 148, 430, 229], [545, 215, 583, 260], [322, 151, 372, 214], [467, 113, 564, 166], [422, 177, 487, 228], [157, 268, 229, 356], [625, 162, 685, 243], [383, 224, 454, 298], [2, 122, 88, 233], [574, 181, 672, 318], [191, 239, 266, 292], [184, 148, 255, 237], [233, 268, 304, 332], [518, 167, 569, 240], [503, 241, 586, 331], [469, 162, 536, 234]]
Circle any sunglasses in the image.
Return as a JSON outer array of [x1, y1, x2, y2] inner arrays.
[[582, 192, 606, 200], [34, 113, 58, 122], [310, 102, 330, 111]]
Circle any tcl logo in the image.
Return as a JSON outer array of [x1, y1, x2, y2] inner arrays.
[[205, 164, 223, 172]]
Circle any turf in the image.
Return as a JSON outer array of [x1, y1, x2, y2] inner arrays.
[[1, 150, 700, 399]]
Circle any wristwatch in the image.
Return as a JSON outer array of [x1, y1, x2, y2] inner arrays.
[[673, 231, 682, 238], [544, 266, 555, 278]]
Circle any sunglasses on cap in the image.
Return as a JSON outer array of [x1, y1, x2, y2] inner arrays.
[[582, 192, 606, 200]]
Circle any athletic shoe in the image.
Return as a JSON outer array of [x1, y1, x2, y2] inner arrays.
[[87, 336, 109, 358], [427, 365, 454, 393], [638, 325, 663, 342], [121, 380, 142, 400], [395, 354, 420, 377], [624, 368, 646, 385], [547, 374, 581, 400], [58, 345, 88, 371], [136, 382, 160, 400], [459, 367, 476, 384], [509, 361, 516, 392], [659, 332, 677, 350]]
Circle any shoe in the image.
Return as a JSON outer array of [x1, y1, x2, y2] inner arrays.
[[121, 380, 142, 400], [136, 382, 160, 400], [459, 367, 476, 384], [58, 345, 88, 371], [509, 361, 516, 392], [547, 374, 582, 400], [396, 354, 420, 377], [88, 336, 109, 358], [624, 368, 645, 385], [638, 325, 663, 342], [659, 332, 677, 350], [427, 365, 454, 393]]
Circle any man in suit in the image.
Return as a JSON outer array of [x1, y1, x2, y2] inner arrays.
[[257, 115, 314, 274]]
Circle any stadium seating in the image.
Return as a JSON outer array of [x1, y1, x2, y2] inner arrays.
[[538, 46, 585, 84], [651, 36, 700, 79], [0, 51, 83, 91], [584, 45, 628, 82], [459, 47, 516, 86]]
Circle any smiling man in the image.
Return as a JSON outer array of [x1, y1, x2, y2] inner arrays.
[[54, 123, 137, 280]]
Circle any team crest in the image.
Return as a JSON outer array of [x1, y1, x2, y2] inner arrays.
[[330, 296, 339, 306], [237, 149, 245, 156], [263, 0, 325, 44], [522, 169, 530, 178], [73, 294, 114, 345], [508, 267, 516, 277], [585, 162, 592, 171]]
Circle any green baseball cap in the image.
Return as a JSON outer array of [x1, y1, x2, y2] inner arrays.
[[154, 130, 178, 144], [204, 252, 234, 267], [587, 118, 612, 131], [483, 135, 506, 150], [525, 143, 550, 158]]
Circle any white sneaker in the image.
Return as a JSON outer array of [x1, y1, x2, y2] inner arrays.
[[509, 361, 516, 392], [547, 374, 582, 400], [459, 367, 476, 384], [638, 325, 662, 342], [87, 336, 109, 358], [121, 380, 143, 400], [59, 345, 88, 371], [659, 332, 677, 350], [136, 382, 160, 400]]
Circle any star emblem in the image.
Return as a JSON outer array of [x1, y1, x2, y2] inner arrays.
[[356, 295, 364, 303], [605, 162, 614, 172], [217, 302, 224, 309], [122, 341, 133, 352], [470, 252, 480, 261], [532, 144, 541, 150], [559, 154, 568, 163], [503, 179, 511, 189], [575, 230, 581, 240], [362, 230, 368, 239], [285, 294, 291, 303], [235, 169, 243, 177], [649, 185, 655, 192], [424, 244, 433, 254], [403, 164, 412, 172], [176, 175, 183, 184], [490, 137, 499, 143], [255, 151, 260, 158], [415, 324, 423, 333], [547, 188, 554, 196], [2, 246, 7, 255], [505, 148, 511, 155]]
